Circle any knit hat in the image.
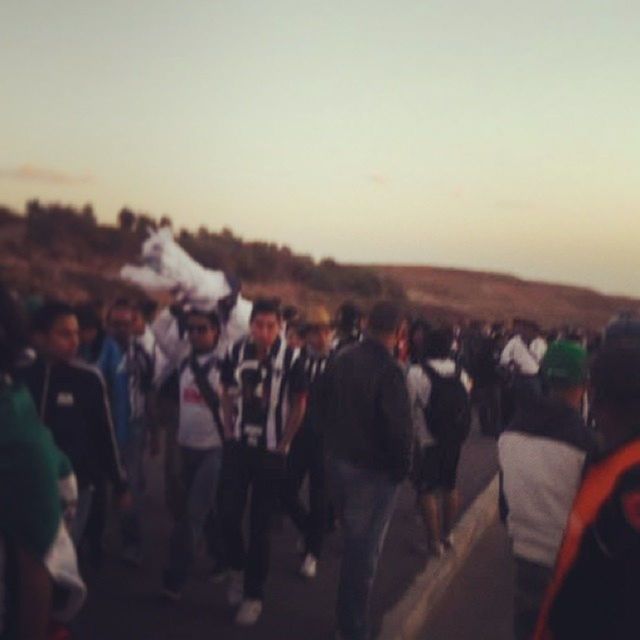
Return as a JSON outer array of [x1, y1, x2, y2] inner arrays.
[[542, 340, 588, 386]]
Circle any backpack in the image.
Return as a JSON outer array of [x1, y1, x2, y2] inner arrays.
[[423, 363, 471, 444]]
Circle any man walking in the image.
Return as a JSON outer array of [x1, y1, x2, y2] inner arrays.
[[323, 301, 413, 640]]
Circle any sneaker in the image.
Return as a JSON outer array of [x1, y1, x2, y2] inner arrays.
[[227, 570, 244, 607], [121, 545, 142, 567], [161, 574, 182, 602], [300, 553, 318, 579], [235, 598, 263, 626], [207, 560, 230, 584]]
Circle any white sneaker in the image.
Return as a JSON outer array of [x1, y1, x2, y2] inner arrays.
[[227, 570, 244, 607], [235, 598, 263, 626], [442, 533, 455, 550], [300, 553, 318, 579]]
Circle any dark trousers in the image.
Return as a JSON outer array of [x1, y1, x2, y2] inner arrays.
[[514, 557, 552, 640], [474, 383, 502, 437], [165, 446, 223, 588], [220, 443, 284, 600], [280, 428, 326, 558]]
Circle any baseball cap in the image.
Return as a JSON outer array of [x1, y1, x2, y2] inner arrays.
[[541, 340, 588, 386]]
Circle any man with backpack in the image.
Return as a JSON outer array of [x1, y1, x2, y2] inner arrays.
[[161, 308, 226, 600], [407, 325, 472, 556]]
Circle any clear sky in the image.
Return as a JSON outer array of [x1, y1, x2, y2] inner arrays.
[[2, 1, 639, 296]]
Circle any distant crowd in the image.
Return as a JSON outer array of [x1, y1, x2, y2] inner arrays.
[[1, 279, 640, 640]]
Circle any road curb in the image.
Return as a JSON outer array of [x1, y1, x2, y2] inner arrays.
[[379, 474, 499, 640]]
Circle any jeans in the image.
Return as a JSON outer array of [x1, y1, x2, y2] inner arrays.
[[165, 446, 223, 588], [119, 420, 146, 550], [328, 457, 399, 640], [279, 428, 326, 558], [70, 486, 94, 546], [220, 442, 285, 600]]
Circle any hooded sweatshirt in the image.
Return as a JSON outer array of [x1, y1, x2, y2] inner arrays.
[[498, 396, 595, 567]]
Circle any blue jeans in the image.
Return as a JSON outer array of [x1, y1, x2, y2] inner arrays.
[[329, 457, 399, 640], [165, 446, 223, 588]]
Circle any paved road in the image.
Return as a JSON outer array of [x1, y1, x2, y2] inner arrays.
[[421, 520, 514, 640], [75, 424, 498, 640]]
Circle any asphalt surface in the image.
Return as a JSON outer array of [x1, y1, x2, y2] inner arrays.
[[75, 424, 498, 640], [421, 520, 514, 640]]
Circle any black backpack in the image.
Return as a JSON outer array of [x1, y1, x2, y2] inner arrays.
[[422, 364, 471, 444]]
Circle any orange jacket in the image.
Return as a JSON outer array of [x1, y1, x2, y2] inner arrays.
[[534, 438, 640, 639]]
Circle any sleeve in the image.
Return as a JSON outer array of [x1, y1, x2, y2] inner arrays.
[[288, 356, 309, 397], [220, 343, 239, 388], [88, 371, 126, 491], [0, 441, 61, 560], [499, 341, 512, 367], [377, 363, 413, 482]]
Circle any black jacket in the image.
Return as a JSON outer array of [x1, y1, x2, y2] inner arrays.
[[322, 338, 412, 482], [22, 357, 126, 490]]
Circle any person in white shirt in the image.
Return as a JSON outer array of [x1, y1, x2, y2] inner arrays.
[[407, 326, 472, 557], [529, 324, 548, 366], [161, 308, 225, 601], [500, 319, 543, 418]]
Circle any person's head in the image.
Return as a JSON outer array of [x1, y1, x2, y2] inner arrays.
[[424, 325, 454, 359], [106, 299, 134, 347], [590, 346, 640, 449], [285, 322, 304, 350], [541, 340, 588, 410], [304, 305, 334, 355], [603, 314, 640, 349], [250, 298, 282, 353], [335, 301, 362, 340], [409, 318, 431, 362], [0, 283, 27, 380], [367, 301, 403, 352], [129, 302, 149, 337], [186, 309, 220, 354], [75, 303, 103, 347], [31, 301, 79, 363]]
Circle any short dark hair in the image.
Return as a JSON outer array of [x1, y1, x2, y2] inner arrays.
[[425, 325, 454, 359], [591, 346, 640, 422], [107, 298, 132, 320], [0, 283, 27, 377], [75, 303, 103, 331], [31, 301, 76, 334], [250, 298, 281, 323], [282, 305, 299, 324], [368, 301, 401, 335], [187, 308, 221, 331]]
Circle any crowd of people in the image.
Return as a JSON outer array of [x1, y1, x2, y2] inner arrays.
[[1, 276, 640, 640]]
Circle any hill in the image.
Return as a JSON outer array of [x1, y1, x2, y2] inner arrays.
[[0, 201, 637, 329], [374, 265, 639, 329]]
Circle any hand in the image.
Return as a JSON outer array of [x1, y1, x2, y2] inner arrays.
[[276, 440, 291, 456]]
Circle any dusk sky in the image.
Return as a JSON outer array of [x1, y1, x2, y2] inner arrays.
[[2, 1, 639, 296]]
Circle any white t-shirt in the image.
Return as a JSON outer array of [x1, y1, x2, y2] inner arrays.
[[178, 353, 223, 449], [529, 337, 548, 365], [406, 358, 472, 447], [500, 335, 540, 376]]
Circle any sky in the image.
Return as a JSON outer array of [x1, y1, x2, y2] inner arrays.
[[2, 1, 639, 296]]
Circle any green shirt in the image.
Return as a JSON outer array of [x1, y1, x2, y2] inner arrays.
[[0, 382, 70, 639]]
